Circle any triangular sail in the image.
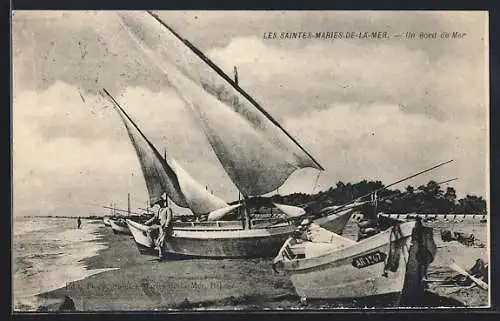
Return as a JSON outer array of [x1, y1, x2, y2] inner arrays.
[[102, 89, 228, 215], [116, 12, 324, 197]]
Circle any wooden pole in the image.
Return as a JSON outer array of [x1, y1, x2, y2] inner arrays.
[[243, 196, 251, 230], [127, 193, 131, 216], [234, 66, 239, 86], [335, 160, 455, 214]]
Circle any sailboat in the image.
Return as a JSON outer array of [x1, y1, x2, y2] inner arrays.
[[107, 194, 133, 235], [103, 217, 112, 227], [102, 203, 115, 227], [99, 11, 363, 258], [103, 86, 356, 257]]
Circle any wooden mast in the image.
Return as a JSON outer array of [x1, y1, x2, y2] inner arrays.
[[163, 148, 169, 208]]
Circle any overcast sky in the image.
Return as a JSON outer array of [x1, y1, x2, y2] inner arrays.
[[12, 11, 488, 217]]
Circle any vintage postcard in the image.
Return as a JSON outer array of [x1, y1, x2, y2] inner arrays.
[[12, 11, 489, 311]]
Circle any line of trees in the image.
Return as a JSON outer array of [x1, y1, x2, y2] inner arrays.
[[238, 180, 487, 215], [28, 180, 487, 219]]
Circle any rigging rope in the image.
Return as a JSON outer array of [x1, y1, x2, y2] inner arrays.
[[311, 171, 322, 194]]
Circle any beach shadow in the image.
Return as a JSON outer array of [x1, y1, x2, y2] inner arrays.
[[295, 290, 464, 309], [155, 254, 272, 262], [172, 293, 299, 310], [32, 296, 77, 312], [163, 253, 198, 261], [145, 254, 192, 262], [168, 290, 465, 310], [333, 291, 465, 308], [408, 291, 465, 307]]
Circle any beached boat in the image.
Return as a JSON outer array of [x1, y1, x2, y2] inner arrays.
[[109, 218, 131, 235], [98, 11, 386, 258], [123, 211, 300, 258], [125, 205, 358, 257], [102, 217, 112, 227], [272, 219, 436, 305], [125, 219, 160, 255]]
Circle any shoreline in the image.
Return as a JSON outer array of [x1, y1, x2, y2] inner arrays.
[[36, 222, 297, 310], [31, 219, 489, 311]]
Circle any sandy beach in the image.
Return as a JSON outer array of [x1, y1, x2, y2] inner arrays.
[[32, 219, 489, 311]]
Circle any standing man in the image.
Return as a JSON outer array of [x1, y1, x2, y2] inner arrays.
[[77, 217, 82, 229], [155, 199, 173, 260]]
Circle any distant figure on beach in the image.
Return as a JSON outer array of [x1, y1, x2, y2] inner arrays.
[[77, 217, 82, 229]]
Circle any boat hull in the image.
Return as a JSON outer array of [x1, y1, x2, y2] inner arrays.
[[136, 242, 160, 256], [126, 210, 356, 259], [277, 221, 434, 304], [126, 218, 295, 258], [164, 224, 295, 258], [126, 219, 159, 256], [109, 219, 131, 235], [290, 237, 411, 301], [103, 217, 112, 227]]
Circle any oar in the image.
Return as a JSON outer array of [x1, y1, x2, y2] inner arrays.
[[331, 160, 455, 214], [449, 262, 488, 290]]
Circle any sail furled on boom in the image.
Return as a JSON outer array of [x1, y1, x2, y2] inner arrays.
[[116, 11, 324, 197], [273, 203, 306, 218], [207, 204, 242, 221], [102, 89, 228, 215]]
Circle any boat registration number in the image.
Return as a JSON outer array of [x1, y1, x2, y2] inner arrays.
[[352, 251, 387, 269]]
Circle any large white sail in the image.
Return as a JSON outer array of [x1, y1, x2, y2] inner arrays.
[[103, 90, 228, 215], [116, 12, 324, 197], [168, 157, 229, 215]]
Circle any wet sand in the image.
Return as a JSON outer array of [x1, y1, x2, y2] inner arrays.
[[34, 218, 489, 311]]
